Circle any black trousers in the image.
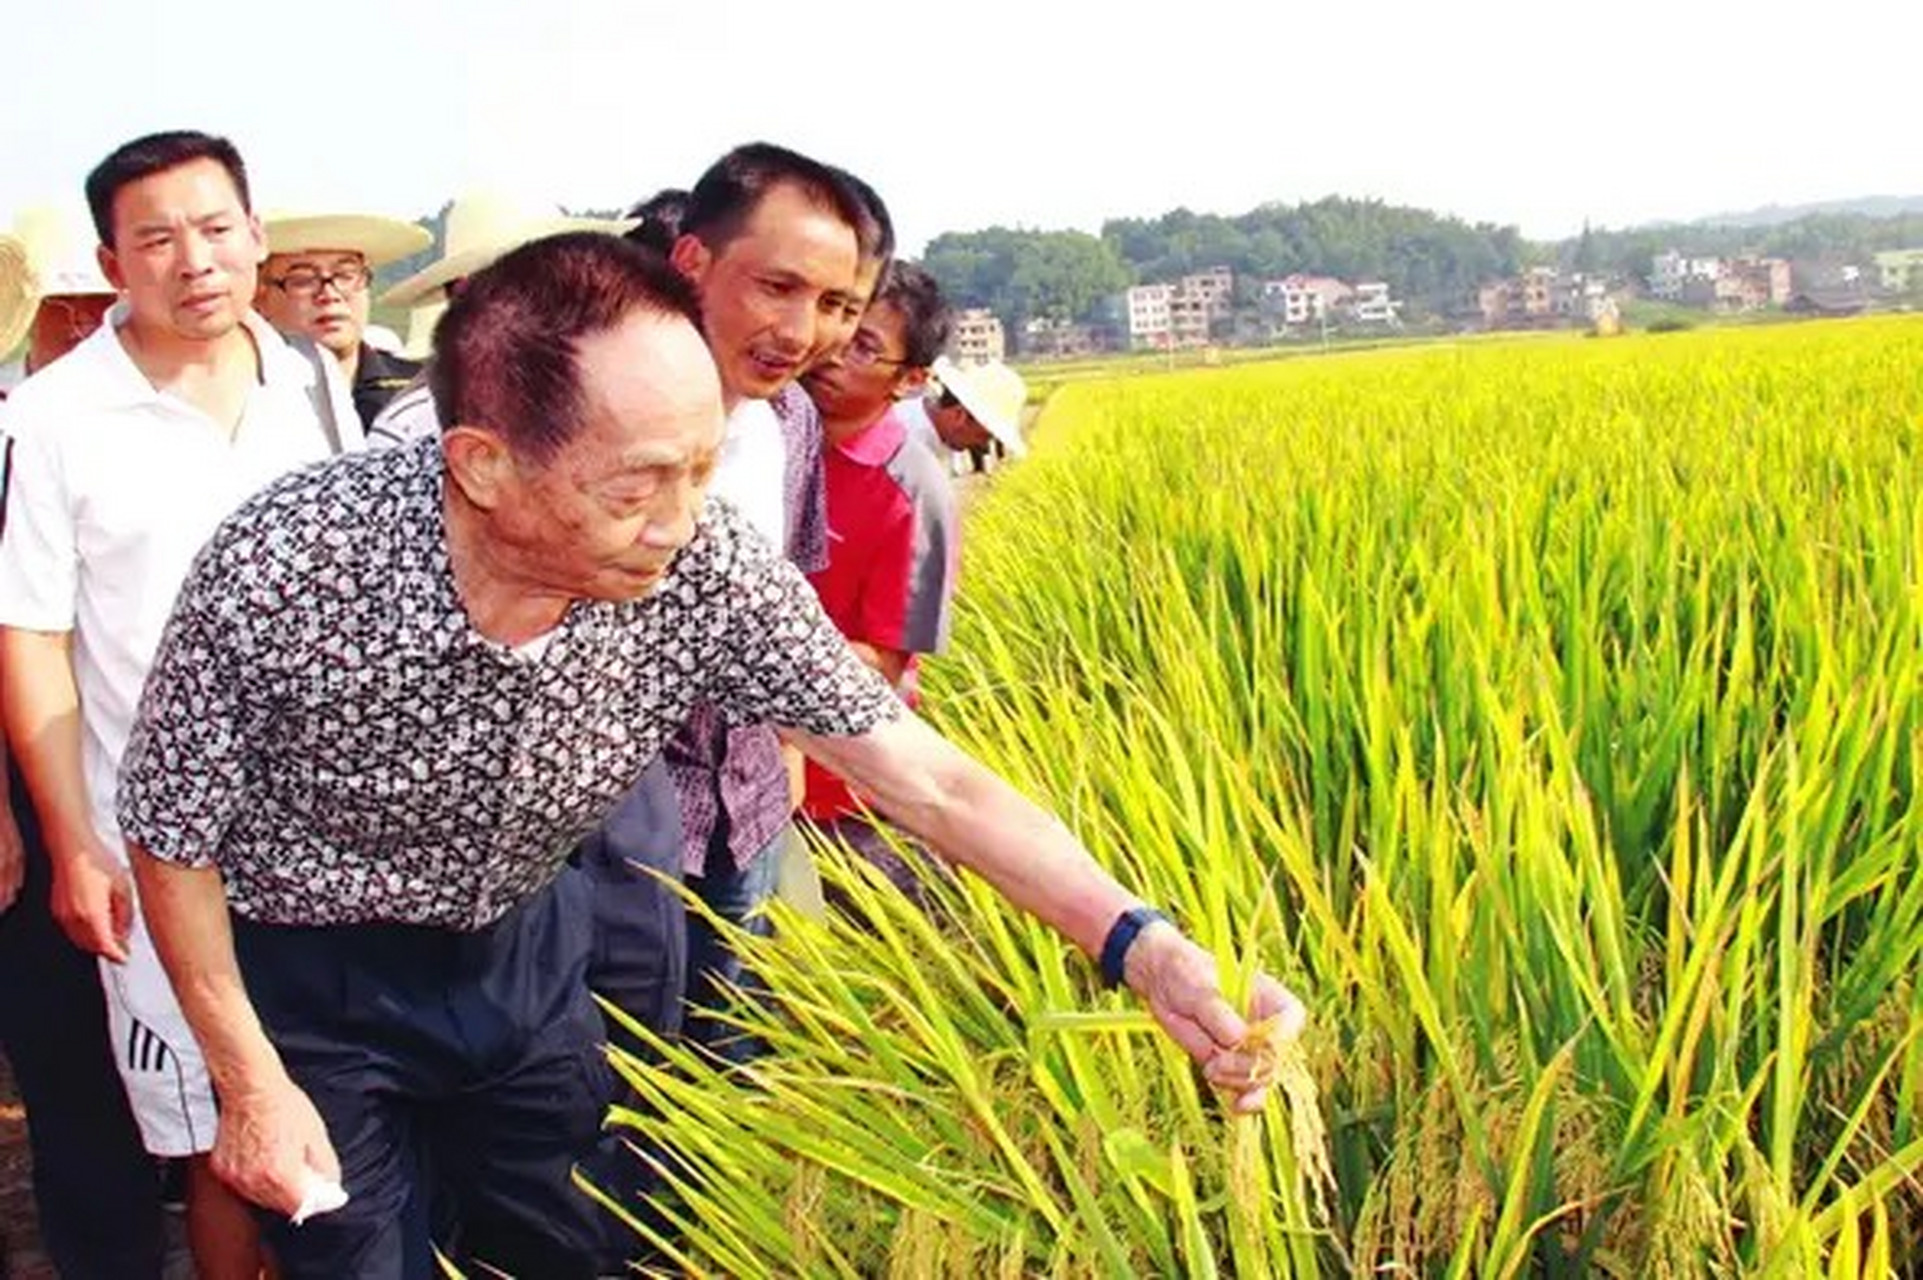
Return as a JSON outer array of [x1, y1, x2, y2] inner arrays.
[[234, 873, 614, 1280], [571, 760, 686, 1267], [0, 763, 165, 1279]]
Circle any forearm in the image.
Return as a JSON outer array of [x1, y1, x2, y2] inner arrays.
[[0, 628, 97, 855], [127, 847, 285, 1098], [795, 712, 1137, 956]]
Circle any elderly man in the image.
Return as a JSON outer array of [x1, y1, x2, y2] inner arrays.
[[117, 232, 1303, 1279], [0, 130, 360, 1280], [255, 211, 432, 429]]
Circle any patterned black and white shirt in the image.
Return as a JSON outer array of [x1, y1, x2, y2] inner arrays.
[[116, 438, 900, 930]]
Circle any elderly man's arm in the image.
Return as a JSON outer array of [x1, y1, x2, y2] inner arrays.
[[787, 710, 1306, 1112], [128, 846, 338, 1214]]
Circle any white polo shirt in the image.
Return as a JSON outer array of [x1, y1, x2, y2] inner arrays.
[[710, 397, 787, 550], [0, 307, 362, 857]]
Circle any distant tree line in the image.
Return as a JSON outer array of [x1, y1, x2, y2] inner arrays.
[[372, 196, 1923, 339], [1562, 213, 1923, 278], [923, 198, 1531, 327]]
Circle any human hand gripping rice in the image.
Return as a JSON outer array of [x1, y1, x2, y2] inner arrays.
[[1113, 912, 1309, 1113]]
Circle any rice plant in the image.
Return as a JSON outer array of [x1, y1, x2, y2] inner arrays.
[[604, 318, 1923, 1277]]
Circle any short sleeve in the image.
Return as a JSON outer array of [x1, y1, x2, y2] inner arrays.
[[115, 542, 255, 867], [0, 416, 80, 631], [695, 503, 901, 738], [367, 377, 440, 450], [895, 446, 959, 655]]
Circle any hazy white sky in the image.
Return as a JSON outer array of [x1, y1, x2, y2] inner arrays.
[[5, 0, 1918, 254]]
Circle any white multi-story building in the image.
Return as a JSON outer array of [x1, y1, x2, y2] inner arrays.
[[1261, 274, 1352, 327], [1649, 250, 1725, 300], [1126, 283, 1174, 348], [951, 307, 1006, 363], [1346, 281, 1401, 326]]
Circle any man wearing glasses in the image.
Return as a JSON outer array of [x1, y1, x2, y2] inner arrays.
[[796, 262, 965, 888], [257, 212, 432, 429]]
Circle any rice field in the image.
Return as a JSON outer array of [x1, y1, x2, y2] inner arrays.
[[608, 318, 1923, 1277]]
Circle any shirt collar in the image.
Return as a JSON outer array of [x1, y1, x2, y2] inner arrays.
[[832, 405, 907, 468], [88, 303, 293, 412]]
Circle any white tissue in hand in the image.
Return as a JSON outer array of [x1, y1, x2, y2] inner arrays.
[[291, 1169, 348, 1225]]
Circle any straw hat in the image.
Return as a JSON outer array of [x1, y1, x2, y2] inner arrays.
[[378, 192, 636, 308], [0, 234, 32, 356], [14, 204, 114, 300], [1, 205, 117, 355], [262, 212, 432, 268], [931, 357, 1028, 456], [400, 298, 447, 360]]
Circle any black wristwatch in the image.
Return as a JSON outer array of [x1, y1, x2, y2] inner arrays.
[[1099, 905, 1172, 988]]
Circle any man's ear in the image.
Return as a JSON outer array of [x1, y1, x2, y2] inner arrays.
[[668, 232, 710, 285], [442, 426, 515, 510], [245, 212, 267, 266], [892, 366, 930, 400], [97, 243, 126, 294]]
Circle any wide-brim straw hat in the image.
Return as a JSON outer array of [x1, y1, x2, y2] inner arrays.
[[378, 192, 636, 308], [931, 356, 1028, 456], [401, 298, 447, 360], [263, 212, 433, 269], [0, 234, 32, 356], [14, 203, 115, 301]]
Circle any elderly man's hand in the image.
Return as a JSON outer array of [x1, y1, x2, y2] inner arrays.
[[1122, 921, 1308, 1114], [212, 1070, 342, 1218]]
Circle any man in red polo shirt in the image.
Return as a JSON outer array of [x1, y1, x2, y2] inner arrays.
[[797, 263, 960, 891]]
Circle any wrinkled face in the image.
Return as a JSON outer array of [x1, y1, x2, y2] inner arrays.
[[27, 294, 115, 372], [930, 396, 992, 451], [99, 157, 264, 344], [801, 299, 916, 427], [805, 255, 885, 370], [672, 180, 860, 403], [257, 249, 371, 358], [491, 311, 726, 601]]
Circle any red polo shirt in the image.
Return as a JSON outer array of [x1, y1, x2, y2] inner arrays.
[[803, 405, 959, 821]]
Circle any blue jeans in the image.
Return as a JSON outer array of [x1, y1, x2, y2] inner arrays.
[[682, 825, 784, 1059]]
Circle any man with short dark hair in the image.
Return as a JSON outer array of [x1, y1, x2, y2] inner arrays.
[[119, 232, 1303, 1279], [0, 129, 360, 1280], [660, 144, 890, 1050], [0, 206, 164, 1280]]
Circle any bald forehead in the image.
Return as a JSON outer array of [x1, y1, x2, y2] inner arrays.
[[575, 308, 725, 450]]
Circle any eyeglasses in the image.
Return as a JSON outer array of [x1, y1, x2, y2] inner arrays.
[[267, 264, 372, 298], [842, 339, 909, 371]]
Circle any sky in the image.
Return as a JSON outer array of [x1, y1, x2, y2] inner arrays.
[[5, 0, 1920, 256]]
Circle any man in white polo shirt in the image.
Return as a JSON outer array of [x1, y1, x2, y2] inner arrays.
[[0, 129, 358, 1279]]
